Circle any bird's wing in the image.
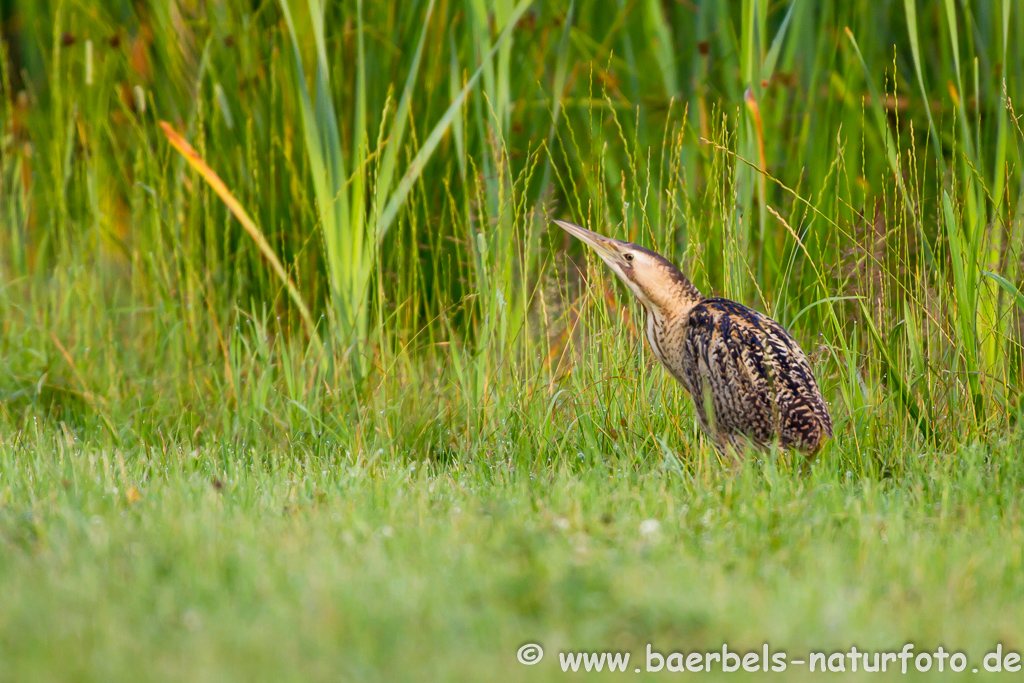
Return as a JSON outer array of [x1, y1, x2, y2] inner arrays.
[[681, 299, 832, 452]]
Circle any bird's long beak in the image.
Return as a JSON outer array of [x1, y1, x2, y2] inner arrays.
[[553, 220, 621, 260]]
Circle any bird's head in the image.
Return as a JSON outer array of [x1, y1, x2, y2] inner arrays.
[[554, 219, 703, 317]]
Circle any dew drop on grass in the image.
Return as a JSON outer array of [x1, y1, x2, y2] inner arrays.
[[639, 519, 660, 536]]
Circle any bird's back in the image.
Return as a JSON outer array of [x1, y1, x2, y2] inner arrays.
[[660, 298, 832, 454]]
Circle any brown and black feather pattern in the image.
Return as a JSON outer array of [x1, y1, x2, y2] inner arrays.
[[654, 298, 833, 454]]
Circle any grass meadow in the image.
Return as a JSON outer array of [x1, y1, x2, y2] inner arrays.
[[3, 0, 1024, 679]]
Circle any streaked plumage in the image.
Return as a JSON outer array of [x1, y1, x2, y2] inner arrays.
[[555, 219, 832, 456]]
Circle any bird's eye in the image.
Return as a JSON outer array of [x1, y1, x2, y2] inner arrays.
[[624, 253, 634, 262]]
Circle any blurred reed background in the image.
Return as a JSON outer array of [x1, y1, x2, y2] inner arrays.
[[2, 0, 1024, 466]]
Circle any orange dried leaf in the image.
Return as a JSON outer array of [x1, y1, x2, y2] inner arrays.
[[159, 121, 323, 355]]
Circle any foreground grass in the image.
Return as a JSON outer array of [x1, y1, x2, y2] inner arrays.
[[1, 426, 1022, 681]]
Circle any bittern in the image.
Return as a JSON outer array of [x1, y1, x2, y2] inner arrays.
[[555, 219, 832, 456]]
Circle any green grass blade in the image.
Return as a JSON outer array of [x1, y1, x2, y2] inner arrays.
[[643, 0, 678, 97], [376, 0, 534, 243], [160, 122, 323, 355], [858, 299, 931, 441], [942, 190, 984, 424], [992, 0, 1011, 211], [844, 28, 906, 202], [902, 0, 946, 178], [350, 0, 368, 272], [760, 0, 796, 84], [535, 0, 574, 208], [942, 0, 982, 231], [983, 271, 1024, 311], [279, 0, 348, 296], [374, 0, 437, 225], [449, 27, 467, 180]]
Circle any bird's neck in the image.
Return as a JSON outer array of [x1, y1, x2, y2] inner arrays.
[[641, 282, 703, 378], [650, 277, 704, 320]]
